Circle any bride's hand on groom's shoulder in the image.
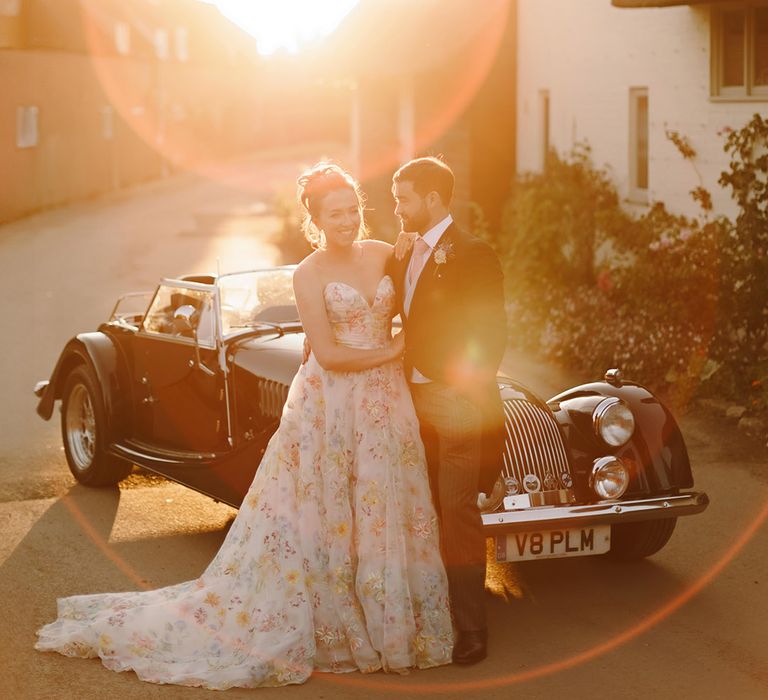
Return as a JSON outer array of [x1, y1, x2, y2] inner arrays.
[[394, 231, 418, 260]]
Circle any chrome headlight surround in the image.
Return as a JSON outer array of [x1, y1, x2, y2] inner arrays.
[[590, 456, 630, 500], [593, 397, 635, 447]]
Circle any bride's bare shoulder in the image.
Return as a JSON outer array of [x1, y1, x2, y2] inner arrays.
[[360, 238, 393, 261], [361, 238, 393, 251], [293, 252, 323, 289]]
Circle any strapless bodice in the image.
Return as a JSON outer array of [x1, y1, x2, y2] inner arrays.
[[323, 275, 394, 350]]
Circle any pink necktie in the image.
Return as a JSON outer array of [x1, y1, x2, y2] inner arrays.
[[408, 237, 431, 286]]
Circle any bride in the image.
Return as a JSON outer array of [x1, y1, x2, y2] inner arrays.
[[35, 163, 454, 689]]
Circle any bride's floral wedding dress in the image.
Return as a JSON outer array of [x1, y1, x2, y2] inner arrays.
[[35, 274, 453, 689]]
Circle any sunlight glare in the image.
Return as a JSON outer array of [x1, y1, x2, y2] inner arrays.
[[208, 0, 359, 55]]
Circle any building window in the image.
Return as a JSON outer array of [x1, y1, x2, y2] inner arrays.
[[0, 0, 20, 16], [712, 3, 768, 99], [628, 88, 649, 202], [16, 106, 38, 148], [154, 29, 169, 60], [175, 27, 189, 62], [539, 89, 550, 169], [114, 21, 130, 55], [100, 106, 114, 141]]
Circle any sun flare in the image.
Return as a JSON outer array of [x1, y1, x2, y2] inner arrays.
[[207, 0, 359, 55]]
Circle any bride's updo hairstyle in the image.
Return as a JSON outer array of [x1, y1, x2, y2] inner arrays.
[[297, 162, 368, 249]]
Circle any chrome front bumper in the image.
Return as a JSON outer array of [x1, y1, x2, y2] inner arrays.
[[481, 491, 709, 533]]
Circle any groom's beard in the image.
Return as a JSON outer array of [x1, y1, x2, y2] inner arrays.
[[399, 204, 431, 234]]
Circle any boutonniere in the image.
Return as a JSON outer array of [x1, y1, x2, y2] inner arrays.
[[432, 240, 454, 277], [433, 240, 454, 266]]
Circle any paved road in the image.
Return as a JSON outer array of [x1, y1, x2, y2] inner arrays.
[[1, 153, 767, 699]]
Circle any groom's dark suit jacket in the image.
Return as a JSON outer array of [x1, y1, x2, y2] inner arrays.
[[386, 223, 507, 494]]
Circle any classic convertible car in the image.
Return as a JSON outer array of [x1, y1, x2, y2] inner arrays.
[[34, 267, 709, 562]]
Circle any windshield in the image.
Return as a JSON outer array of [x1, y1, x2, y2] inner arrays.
[[141, 284, 217, 347], [109, 291, 154, 329], [218, 268, 299, 336]]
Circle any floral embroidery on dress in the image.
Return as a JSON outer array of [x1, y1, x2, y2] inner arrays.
[[35, 273, 453, 689]]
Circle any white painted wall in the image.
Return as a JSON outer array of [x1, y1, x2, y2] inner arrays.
[[517, 0, 765, 218]]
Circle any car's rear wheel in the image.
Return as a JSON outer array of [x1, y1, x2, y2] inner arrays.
[[61, 365, 131, 486], [607, 517, 677, 560]]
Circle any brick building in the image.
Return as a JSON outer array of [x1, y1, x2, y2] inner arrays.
[[0, 0, 264, 223]]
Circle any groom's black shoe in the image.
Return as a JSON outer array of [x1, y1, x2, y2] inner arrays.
[[452, 629, 487, 665]]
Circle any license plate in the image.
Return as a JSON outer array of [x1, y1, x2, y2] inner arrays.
[[495, 525, 611, 562]]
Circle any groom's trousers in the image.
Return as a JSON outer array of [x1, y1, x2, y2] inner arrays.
[[410, 381, 486, 633]]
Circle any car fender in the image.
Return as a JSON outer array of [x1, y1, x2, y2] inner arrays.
[[36, 332, 126, 442], [548, 380, 693, 493]]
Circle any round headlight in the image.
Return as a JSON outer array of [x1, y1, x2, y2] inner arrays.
[[590, 456, 630, 500], [593, 397, 635, 447]]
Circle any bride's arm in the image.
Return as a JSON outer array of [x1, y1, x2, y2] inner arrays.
[[293, 265, 404, 372], [393, 230, 417, 260]]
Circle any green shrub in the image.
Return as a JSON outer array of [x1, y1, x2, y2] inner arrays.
[[494, 117, 768, 412]]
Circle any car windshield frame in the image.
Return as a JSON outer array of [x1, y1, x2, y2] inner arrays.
[[216, 266, 299, 339], [108, 291, 154, 330], [137, 279, 219, 349]]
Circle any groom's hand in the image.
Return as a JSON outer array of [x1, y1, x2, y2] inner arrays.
[[394, 231, 418, 260]]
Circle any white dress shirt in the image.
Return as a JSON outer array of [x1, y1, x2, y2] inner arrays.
[[405, 214, 452, 383]]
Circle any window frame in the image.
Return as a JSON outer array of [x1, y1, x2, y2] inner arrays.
[[628, 87, 649, 204], [175, 27, 189, 62], [114, 21, 130, 56], [154, 28, 169, 61], [100, 105, 114, 141], [539, 89, 550, 170], [711, 2, 768, 101], [16, 105, 38, 149], [0, 0, 20, 16]]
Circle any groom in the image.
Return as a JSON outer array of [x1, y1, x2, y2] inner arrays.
[[387, 157, 507, 664]]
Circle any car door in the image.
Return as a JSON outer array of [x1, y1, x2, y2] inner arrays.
[[133, 282, 227, 453]]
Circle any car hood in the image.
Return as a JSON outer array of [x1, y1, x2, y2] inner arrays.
[[230, 333, 556, 413], [231, 331, 305, 386]]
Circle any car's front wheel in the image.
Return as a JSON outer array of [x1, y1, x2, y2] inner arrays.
[[61, 364, 132, 486], [607, 517, 677, 560]]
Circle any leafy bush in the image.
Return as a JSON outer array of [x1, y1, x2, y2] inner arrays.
[[493, 116, 768, 412], [715, 114, 768, 411]]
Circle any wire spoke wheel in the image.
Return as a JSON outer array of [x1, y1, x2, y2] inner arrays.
[[65, 384, 97, 471], [61, 364, 131, 486]]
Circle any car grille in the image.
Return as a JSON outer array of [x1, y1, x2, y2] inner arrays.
[[501, 399, 572, 493], [257, 379, 289, 419]]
